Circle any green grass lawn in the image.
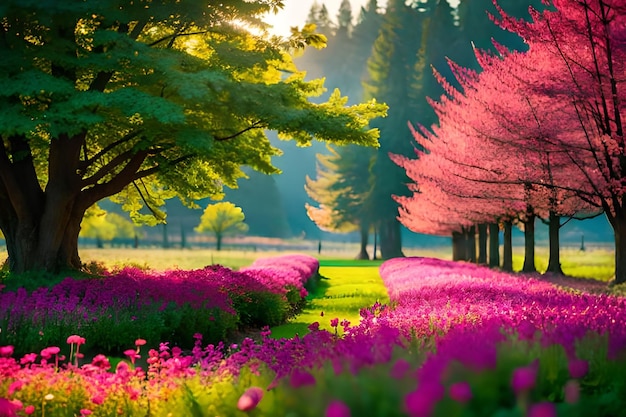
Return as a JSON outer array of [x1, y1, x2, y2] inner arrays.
[[511, 247, 615, 281], [269, 260, 389, 339]]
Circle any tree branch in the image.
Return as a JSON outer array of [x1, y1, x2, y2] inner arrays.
[[213, 120, 266, 141]]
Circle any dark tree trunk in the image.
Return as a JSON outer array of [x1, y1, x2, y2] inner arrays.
[[546, 211, 563, 274], [216, 234, 223, 251], [605, 212, 626, 285], [522, 214, 536, 273], [379, 218, 404, 259], [1, 201, 85, 273], [452, 231, 464, 261], [465, 226, 476, 263], [488, 223, 500, 268], [477, 223, 488, 265], [502, 220, 513, 272], [355, 222, 370, 260]]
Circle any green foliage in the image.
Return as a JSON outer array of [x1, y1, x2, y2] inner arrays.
[[80, 204, 136, 241], [0, 0, 387, 273]]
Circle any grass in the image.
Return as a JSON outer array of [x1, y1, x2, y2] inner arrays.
[[269, 261, 390, 339], [511, 247, 615, 281]]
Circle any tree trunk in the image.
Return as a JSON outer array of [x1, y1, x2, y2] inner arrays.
[[488, 223, 500, 268], [355, 222, 370, 260], [465, 226, 476, 263], [477, 223, 488, 265], [502, 220, 513, 272], [452, 231, 464, 261], [546, 211, 563, 275], [216, 233, 223, 251], [378, 218, 404, 259], [606, 212, 626, 285], [522, 214, 536, 273], [2, 203, 85, 273]]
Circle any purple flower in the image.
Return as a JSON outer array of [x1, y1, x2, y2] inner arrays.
[[289, 369, 316, 388], [449, 381, 472, 403]]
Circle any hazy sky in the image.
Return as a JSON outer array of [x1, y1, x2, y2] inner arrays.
[[264, 0, 461, 37]]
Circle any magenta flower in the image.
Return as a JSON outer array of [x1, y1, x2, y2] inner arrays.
[[135, 338, 147, 347], [236, 387, 264, 412], [0, 398, 17, 417], [330, 318, 339, 328], [24, 405, 35, 415], [390, 358, 411, 379], [289, 369, 316, 388], [511, 366, 536, 394], [568, 359, 589, 379], [326, 400, 351, 417], [449, 381, 472, 403], [528, 402, 557, 417]]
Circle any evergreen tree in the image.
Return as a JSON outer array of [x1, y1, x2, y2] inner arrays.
[[363, 0, 431, 259], [306, 145, 376, 259]]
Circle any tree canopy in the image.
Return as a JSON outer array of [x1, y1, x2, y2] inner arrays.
[[0, 0, 387, 273], [195, 202, 248, 251]]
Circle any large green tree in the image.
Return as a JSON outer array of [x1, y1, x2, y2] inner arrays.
[[0, 0, 386, 273]]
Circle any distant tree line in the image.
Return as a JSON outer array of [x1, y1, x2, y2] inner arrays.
[[304, 0, 543, 259]]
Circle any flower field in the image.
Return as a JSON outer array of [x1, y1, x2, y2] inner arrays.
[[1, 255, 626, 416]]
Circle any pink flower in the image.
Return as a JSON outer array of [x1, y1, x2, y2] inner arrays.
[[326, 400, 351, 417], [20, 353, 37, 365], [91, 395, 105, 405], [124, 349, 140, 365], [568, 359, 588, 379], [564, 380, 580, 404], [24, 405, 35, 415], [40, 346, 60, 359], [449, 381, 472, 403], [511, 366, 536, 394], [135, 339, 147, 347], [90, 354, 111, 370], [236, 387, 264, 411], [66, 335, 86, 345], [0, 345, 14, 357], [330, 318, 339, 327], [528, 402, 556, 417], [0, 398, 17, 417], [80, 409, 93, 416]]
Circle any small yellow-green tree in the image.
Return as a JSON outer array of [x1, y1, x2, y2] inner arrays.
[[195, 202, 248, 251], [80, 205, 136, 248]]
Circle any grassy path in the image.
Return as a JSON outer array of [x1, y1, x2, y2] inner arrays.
[[270, 260, 389, 339]]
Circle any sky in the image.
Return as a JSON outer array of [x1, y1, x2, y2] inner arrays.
[[264, 0, 461, 37]]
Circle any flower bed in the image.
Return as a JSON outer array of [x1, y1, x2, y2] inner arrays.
[[0, 255, 319, 356], [1, 256, 626, 416]]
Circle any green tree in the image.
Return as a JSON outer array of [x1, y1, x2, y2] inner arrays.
[[195, 202, 249, 251], [0, 0, 386, 273], [305, 145, 376, 259], [80, 205, 135, 248], [363, 0, 432, 259]]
